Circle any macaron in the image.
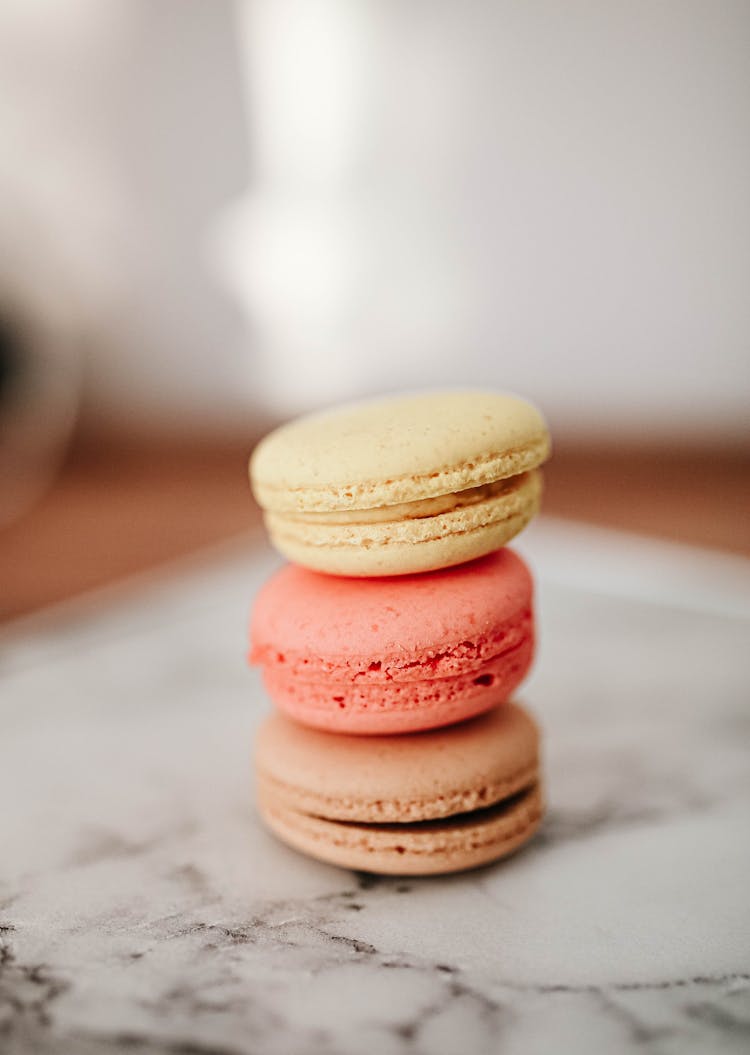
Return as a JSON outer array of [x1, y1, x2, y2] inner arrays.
[[255, 702, 543, 875], [250, 390, 549, 576], [250, 548, 534, 735]]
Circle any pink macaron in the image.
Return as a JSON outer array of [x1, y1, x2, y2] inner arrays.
[[249, 549, 534, 735]]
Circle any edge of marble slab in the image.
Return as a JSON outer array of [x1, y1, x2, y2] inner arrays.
[[0, 530, 271, 642], [3, 517, 749, 650]]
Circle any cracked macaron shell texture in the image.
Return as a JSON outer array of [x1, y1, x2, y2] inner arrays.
[[250, 548, 534, 735], [249, 390, 549, 576], [255, 703, 543, 875]]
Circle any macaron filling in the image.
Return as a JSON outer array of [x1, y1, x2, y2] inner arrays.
[[275, 475, 527, 525], [311, 783, 541, 834], [257, 782, 544, 871], [264, 471, 541, 550]]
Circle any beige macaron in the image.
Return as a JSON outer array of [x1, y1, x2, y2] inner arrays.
[[250, 390, 550, 576], [255, 702, 543, 875]]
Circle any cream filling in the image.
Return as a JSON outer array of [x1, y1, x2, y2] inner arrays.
[[266, 470, 541, 549], [280, 475, 525, 526], [259, 783, 544, 856]]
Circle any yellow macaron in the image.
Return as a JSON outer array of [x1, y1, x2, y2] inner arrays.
[[250, 390, 550, 576]]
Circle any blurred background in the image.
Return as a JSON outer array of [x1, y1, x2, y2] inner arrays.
[[1, 0, 748, 620]]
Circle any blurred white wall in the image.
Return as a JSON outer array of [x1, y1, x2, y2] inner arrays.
[[1, 1, 748, 441], [219, 0, 750, 440], [0, 0, 249, 434]]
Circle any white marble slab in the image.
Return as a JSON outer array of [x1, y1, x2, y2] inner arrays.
[[1, 520, 749, 1054]]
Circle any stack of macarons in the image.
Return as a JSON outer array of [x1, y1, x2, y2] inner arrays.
[[249, 391, 550, 875]]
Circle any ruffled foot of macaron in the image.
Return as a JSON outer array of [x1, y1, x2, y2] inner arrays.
[[250, 390, 550, 577]]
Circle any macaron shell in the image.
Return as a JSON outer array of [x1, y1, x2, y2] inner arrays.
[[251, 390, 550, 513], [257, 783, 544, 876], [265, 470, 541, 577], [251, 548, 533, 674], [254, 703, 540, 823]]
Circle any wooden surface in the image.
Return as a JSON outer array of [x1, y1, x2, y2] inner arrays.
[[1, 437, 748, 622]]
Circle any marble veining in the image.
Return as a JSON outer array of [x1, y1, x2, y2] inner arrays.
[[1, 523, 749, 1054]]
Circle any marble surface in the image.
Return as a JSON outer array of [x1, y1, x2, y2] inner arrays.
[[1, 520, 749, 1054]]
